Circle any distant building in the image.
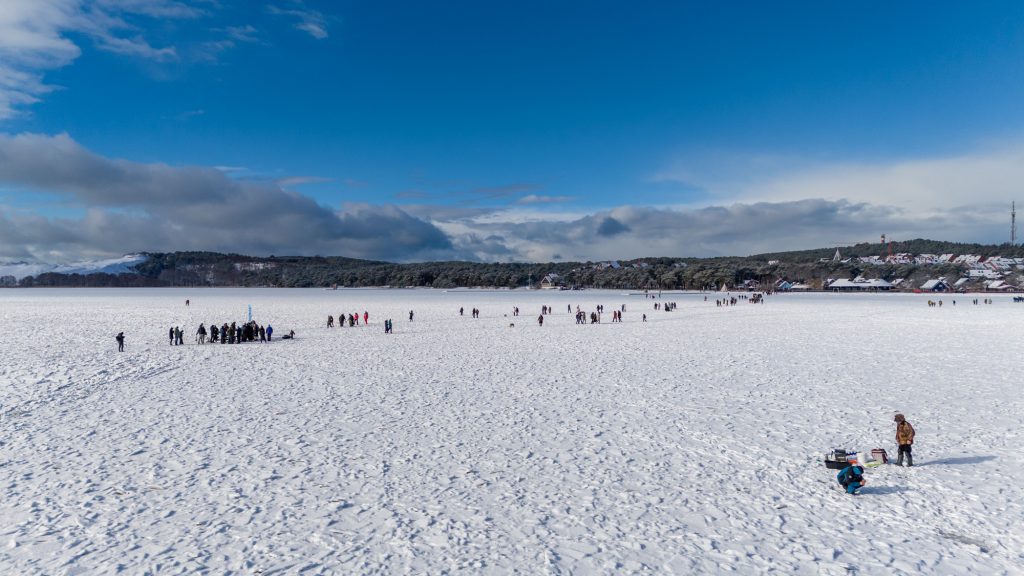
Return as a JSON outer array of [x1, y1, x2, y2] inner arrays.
[[540, 273, 562, 289], [920, 278, 951, 292], [828, 276, 893, 291], [985, 279, 1017, 291], [967, 269, 1002, 279]]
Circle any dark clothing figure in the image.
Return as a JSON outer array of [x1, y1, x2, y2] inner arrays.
[[409, 310, 414, 321], [538, 314, 544, 326], [460, 307, 464, 316], [260, 326, 266, 342], [169, 327, 174, 345], [116, 332, 125, 352], [267, 325, 274, 341], [328, 315, 334, 328]]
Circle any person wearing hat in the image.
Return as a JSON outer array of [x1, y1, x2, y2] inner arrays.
[[894, 413, 916, 466]]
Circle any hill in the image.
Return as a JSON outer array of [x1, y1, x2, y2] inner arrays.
[[6, 240, 1024, 290]]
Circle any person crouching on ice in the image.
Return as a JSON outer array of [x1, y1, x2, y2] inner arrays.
[[837, 464, 865, 495]]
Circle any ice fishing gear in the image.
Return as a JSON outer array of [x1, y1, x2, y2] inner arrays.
[[825, 448, 855, 469]]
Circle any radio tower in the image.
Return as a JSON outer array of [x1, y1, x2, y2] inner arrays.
[[1013, 202, 1018, 246]]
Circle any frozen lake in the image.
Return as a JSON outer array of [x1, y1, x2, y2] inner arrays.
[[1, 288, 1022, 574]]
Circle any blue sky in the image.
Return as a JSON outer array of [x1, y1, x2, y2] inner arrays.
[[3, 0, 1024, 262]]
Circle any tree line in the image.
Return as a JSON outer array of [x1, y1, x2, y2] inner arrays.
[[8, 239, 1022, 289]]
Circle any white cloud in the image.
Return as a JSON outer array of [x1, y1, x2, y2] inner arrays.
[[0, 0, 204, 120], [516, 194, 576, 205], [268, 2, 329, 40], [0, 133, 457, 262], [741, 147, 1024, 214], [657, 143, 1024, 215]]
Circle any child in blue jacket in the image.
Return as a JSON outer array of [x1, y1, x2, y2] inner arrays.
[[837, 464, 865, 495]]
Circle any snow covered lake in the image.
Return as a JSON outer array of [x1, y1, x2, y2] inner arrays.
[[1, 288, 1022, 574]]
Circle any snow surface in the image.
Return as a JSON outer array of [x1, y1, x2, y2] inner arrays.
[[1, 288, 1022, 574]]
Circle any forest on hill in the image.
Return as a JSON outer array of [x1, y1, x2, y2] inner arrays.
[[8, 239, 1024, 290]]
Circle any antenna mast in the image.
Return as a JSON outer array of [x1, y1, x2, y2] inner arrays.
[[1013, 202, 1017, 245]]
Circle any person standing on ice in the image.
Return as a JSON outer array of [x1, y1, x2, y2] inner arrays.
[[266, 325, 273, 341], [538, 314, 544, 326], [116, 332, 125, 352], [363, 311, 369, 325], [409, 310, 414, 321], [894, 413, 916, 466], [169, 326, 174, 345]]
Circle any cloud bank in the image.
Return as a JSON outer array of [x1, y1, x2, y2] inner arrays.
[[0, 133, 1016, 264], [0, 133, 453, 262]]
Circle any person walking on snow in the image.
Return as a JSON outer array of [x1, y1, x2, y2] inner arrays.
[[894, 413, 916, 466], [116, 332, 125, 352]]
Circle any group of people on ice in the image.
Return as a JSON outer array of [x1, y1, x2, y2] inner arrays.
[[327, 311, 369, 328], [194, 321, 274, 344]]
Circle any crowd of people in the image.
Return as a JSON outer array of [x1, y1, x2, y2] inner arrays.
[[327, 312, 370, 327], [194, 320, 273, 344], [118, 292, 779, 351]]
